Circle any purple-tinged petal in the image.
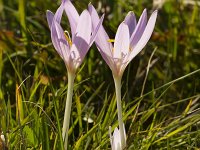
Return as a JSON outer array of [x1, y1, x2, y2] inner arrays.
[[124, 11, 136, 36], [46, 2, 64, 29], [54, 2, 64, 24], [50, 22, 62, 55], [128, 10, 158, 62], [63, 0, 79, 40], [51, 20, 70, 64], [88, 4, 113, 66], [46, 10, 54, 29], [130, 9, 147, 49], [89, 14, 104, 46], [113, 23, 129, 59], [71, 10, 91, 65]]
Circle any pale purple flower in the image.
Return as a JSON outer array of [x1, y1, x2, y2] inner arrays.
[[89, 5, 158, 78], [109, 124, 126, 150], [89, 5, 157, 149], [46, 0, 104, 73], [46, 1, 104, 149]]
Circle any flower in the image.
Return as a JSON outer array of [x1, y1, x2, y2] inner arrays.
[[109, 125, 126, 150], [46, 1, 104, 149], [89, 5, 158, 149], [46, 0, 104, 74], [89, 5, 158, 78]]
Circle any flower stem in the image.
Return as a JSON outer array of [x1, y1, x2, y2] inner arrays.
[[62, 72, 75, 150], [113, 76, 126, 149]]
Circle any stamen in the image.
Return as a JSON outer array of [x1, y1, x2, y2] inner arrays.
[[64, 31, 72, 46], [108, 39, 115, 52], [108, 39, 115, 43]]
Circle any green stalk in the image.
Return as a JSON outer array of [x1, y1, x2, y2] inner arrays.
[[62, 71, 75, 150], [113, 75, 126, 149], [18, 0, 26, 39]]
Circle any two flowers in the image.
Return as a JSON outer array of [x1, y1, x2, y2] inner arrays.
[[47, 0, 157, 149]]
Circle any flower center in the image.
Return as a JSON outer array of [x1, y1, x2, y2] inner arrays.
[[108, 39, 131, 53]]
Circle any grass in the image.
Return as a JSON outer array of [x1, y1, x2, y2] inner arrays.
[[0, 0, 200, 149]]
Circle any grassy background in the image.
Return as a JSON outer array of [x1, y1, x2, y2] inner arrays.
[[0, 0, 200, 149]]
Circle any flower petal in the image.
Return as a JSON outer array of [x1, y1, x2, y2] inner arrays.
[[113, 22, 129, 59], [51, 19, 70, 64], [75, 10, 91, 44], [54, 2, 64, 24], [113, 127, 121, 150], [46, 2, 64, 29], [88, 4, 113, 65], [89, 14, 104, 47], [63, 0, 79, 39], [130, 9, 147, 49], [124, 11, 137, 36], [71, 10, 91, 66], [128, 10, 158, 62], [46, 10, 54, 29]]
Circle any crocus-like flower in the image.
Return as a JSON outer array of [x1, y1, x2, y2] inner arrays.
[[109, 125, 126, 150], [89, 5, 157, 78], [89, 5, 157, 149], [47, 0, 104, 74], [46, 1, 103, 149]]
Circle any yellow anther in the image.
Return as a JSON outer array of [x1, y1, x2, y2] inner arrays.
[[108, 39, 115, 43], [64, 31, 72, 46]]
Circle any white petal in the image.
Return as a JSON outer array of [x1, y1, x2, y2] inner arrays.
[[75, 10, 91, 45], [71, 10, 92, 67], [113, 127, 121, 150], [114, 23, 130, 59]]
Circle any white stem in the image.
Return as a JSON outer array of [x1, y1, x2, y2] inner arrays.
[[62, 72, 75, 150], [113, 76, 126, 149]]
